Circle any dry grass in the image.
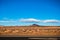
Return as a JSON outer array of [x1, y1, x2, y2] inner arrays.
[[0, 26, 60, 36]]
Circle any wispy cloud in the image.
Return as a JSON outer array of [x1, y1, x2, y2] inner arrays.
[[0, 20, 16, 22], [0, 17, 17, 22], [43, 19, 60, 23], [0, 18, 60, 23], [0, 18, 60, 26], [19, 18, 41, 23], [19, 18, 60, 23]]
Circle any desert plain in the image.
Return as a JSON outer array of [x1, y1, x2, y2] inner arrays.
[[0, 25, 60, 37]]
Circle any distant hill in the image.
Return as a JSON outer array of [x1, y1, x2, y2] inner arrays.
[[29, 24, 40, 27]]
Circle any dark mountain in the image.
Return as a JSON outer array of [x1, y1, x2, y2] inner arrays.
[[30, 24, 40, 27]]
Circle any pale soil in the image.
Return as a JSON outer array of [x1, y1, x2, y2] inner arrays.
[[0, 26, 60, 37]]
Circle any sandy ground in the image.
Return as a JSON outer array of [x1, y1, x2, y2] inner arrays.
[[0, 26, 60, 37]]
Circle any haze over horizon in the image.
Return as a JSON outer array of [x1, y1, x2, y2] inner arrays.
[[0, 0, 60, 26]]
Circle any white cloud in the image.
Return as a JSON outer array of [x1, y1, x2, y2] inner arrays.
[[19, 18, 41, 23], [0, 20, 16, 22], [0, 18, 60, 23], [0, 17, 18, 22], [0, 18, 60, 26], [19, 18, 60, 23], [43, 19, 60, 23]]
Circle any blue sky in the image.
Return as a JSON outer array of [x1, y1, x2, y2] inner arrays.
[[0, 0, 60, 26]]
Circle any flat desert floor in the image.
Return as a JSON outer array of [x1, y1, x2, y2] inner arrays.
[[0, 26, 60, 37], [0, 26, 60, 40]]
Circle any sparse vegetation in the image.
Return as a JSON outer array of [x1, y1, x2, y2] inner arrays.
[[0, 26, 60, 37]]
